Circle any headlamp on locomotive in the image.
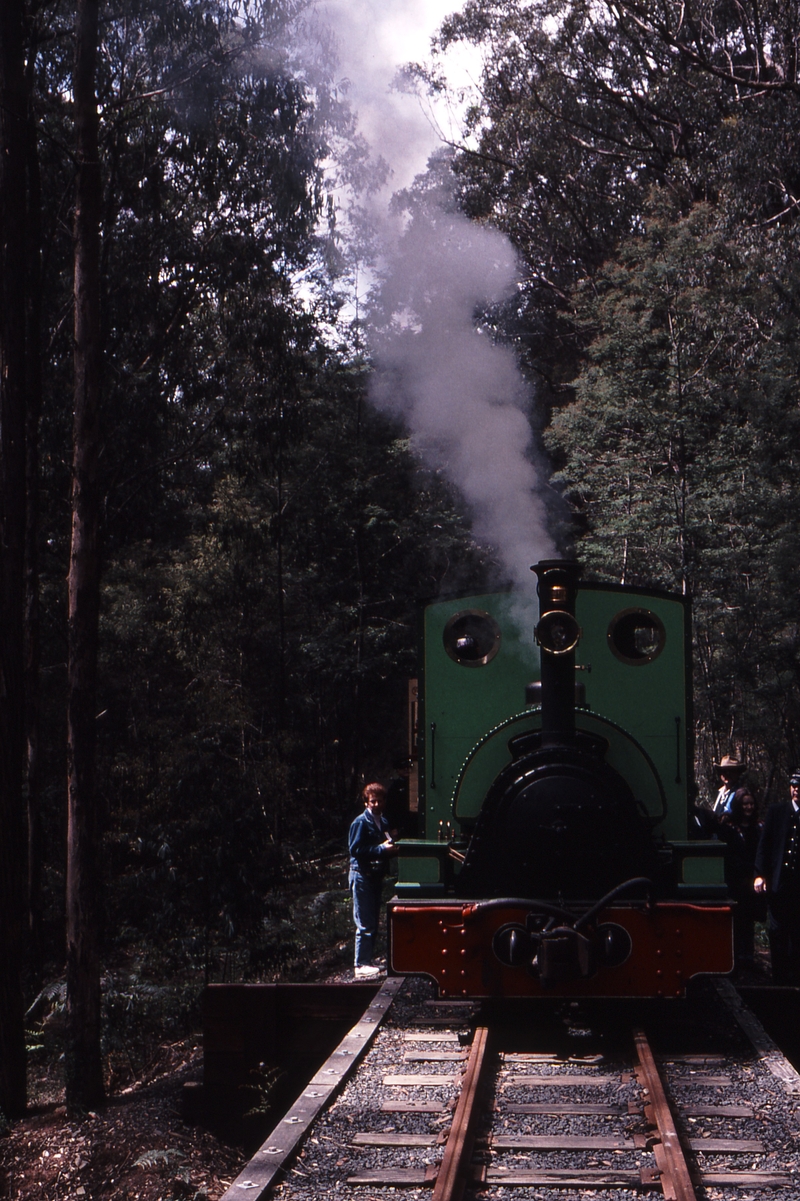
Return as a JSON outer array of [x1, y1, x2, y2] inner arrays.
[[388, 560, 733, 998]]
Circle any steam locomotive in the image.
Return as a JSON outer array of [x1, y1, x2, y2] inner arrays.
[[387, 560, 733, 998]]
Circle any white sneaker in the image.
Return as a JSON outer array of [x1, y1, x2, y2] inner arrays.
[[354, 964, 381, 979]]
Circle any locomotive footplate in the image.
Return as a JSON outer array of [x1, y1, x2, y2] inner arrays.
[[387, 898, 733, 998]]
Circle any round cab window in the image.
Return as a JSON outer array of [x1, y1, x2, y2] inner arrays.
[[608, 608, 666, 665], [443, 610, 501, 666]]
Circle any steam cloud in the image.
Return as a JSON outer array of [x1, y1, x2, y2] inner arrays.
[[370, 205, 555, 592], [311, 0, 556, 590]]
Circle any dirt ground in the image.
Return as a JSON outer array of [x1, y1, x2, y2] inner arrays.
[[0, 1038, 245, 1201]]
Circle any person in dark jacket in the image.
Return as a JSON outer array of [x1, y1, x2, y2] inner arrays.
[[348, 782, 398, 979], [754, 772, 800, 984], [722, 788, 763, 970]]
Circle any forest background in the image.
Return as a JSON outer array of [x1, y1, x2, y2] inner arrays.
[[3, 0, 800, 1118]]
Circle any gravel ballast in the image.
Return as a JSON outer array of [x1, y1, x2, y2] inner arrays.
[[262, 975, 800, 1201]]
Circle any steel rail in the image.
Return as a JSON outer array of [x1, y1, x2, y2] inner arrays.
[[431, 1024, 492, 1201], [633, 1027, 697, 1201]]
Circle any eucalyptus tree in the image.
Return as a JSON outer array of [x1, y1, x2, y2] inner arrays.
[[545, 194, 800, 788], [0, 0, 30, 1121], [430, 0, 800, 388], [16, 0, 363, 1107], [65, 0, 105, 1116]]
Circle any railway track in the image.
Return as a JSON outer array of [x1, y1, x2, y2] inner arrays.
[[221, 977, 800, 1201]]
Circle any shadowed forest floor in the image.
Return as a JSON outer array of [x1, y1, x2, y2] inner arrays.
[[0, 941, 359, 1199], [0, 1039, 242, 1201]]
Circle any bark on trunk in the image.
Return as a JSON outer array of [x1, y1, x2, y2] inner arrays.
[[65, 0, 105, 1113], [0, 0, 30, 1120], [25, 16, 44, 973]]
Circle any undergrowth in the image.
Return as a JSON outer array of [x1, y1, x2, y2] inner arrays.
[[24, 852, 355, 1103]]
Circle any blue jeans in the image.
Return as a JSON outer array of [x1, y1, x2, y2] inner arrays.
[[349, 869, 383, 966]]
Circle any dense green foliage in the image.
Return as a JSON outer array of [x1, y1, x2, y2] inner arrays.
[[24, 0, 490, 981], [546, 196, 800, 777], [428, 0, 800, 793]]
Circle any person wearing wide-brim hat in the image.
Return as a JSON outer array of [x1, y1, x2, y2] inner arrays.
[[712, 755, 745, 817]]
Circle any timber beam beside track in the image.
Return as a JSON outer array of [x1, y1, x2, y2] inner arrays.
[[218, 976, 403, 1201]]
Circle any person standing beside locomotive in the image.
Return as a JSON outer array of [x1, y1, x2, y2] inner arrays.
[[754, 772, 800, 984], [722, 788, 763, 972], [712, 755, 746, 817], [348, 782, 399, 979]]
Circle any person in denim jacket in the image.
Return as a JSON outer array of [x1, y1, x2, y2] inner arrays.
[[348, 782, 398, 978]]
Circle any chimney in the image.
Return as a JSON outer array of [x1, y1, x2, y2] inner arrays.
[[530, 560, 582, 747]]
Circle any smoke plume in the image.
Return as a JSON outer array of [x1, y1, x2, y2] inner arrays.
[[369, 199, 555, 593], [310, 1, 556, 591]]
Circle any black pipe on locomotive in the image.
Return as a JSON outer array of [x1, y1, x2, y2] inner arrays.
[[530, 560, 582, 745]]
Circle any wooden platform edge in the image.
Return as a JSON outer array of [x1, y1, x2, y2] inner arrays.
[[714, 978, 800, 1095], [218, 976, 404, 1201]]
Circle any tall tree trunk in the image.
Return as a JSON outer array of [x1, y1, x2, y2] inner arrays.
[[24, 16, 44, 974], [0, 0, 30, 1120], [65, 0, 104, 1113]]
